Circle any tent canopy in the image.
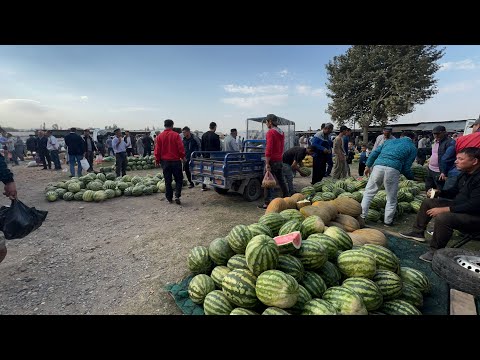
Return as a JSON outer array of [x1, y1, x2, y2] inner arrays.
[[247, 116, 295, 126]]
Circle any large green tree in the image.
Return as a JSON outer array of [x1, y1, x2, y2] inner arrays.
[[325, 45, 445, 142]]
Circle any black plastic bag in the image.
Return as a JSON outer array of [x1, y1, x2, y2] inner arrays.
[[0, 199, 48, 240]]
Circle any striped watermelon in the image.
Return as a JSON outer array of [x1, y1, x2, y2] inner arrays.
[[360, 244, 400, 273], [63, 192, 75, 201], [296, 239, 328, 270], [301, 186, 316, 196], [289, 285, 312, 314], [366, 209, 381, 222], [322, 286, 368, 315], [230, 308, 259, 315], [323, 226, 353, 251], [256, 270, 299, 309], [400, 267, 431, 295], [322, 183, 335, 193], [278, 220, 302, 236], [342, 277, 383, 311], [373, 270, 403, 301], [221, 268, 259, 308], [188, 246, 213, 275], [301, 299, 338, 315], [311, 193, 323, 203], [262, 307, 291, 315], [301, 271, 327, 298], [307, 234, 338, 261], [227, 225, 252, 254], [209, 237, 235, 266], [312, 181, 324, 192], [380, 299, 422, 315], [321, 192, 336, 201], [398, 283, 424, 308], [274, 231, 302, 254], [316, 261, 342, 287], [203, 290, 234, 315], [245, 235, 279, 276], [210, 266, 231, 289], [259, 213, 287, 236], [248, 223, 273, 238], [227, 254, 249, 270], [279, 209, 305, 222], [300, 215, 325, 238], [276, 254, 305, 282], [337, 250, 377, 279], [188, 274, 216, 304]]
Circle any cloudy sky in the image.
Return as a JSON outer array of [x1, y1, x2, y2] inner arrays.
[[0, 45, 479, 132]]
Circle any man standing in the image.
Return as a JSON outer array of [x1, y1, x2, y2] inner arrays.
[[37, 131, 52, 170], [112, 128, 128, 177], [282, 145, 315, 195], [424, 125, 455, 192], [224, 128, 240, 152], [360, 132, 417, 227], [155, 119, 186, 204], [136, 135, 144, 158], [142, 132, 154, 156], [201, 122, 221, 191], [0, 152, 17, 264], [46, 130, 62, 170], [83, 129, 98, 172], [124, 130, 134, 156], [400, 147, 480, 262], [258, 114, 289, 209], [372, 127, 396, 151], [64, 128, 85, 177], [15, 136, 25, 161], [310, 123, 334, 184], [106, 136, 114, 157], [332, 126, 349, 180], [26, 134, 38, 155], [358, 145, 368, 176], [416, 134, 430, 165], [5, 134, 19, 166], [182, 126, 199, 188]]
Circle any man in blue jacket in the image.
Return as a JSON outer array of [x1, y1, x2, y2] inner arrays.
[[64, 128, 85, 177], [310, 123, 334, 185], [424, 126, 455, 192], [360, 131, 417, 227]]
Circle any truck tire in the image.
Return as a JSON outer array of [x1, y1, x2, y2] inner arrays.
[[243, 178, 262, 202], [214, 187, 229, 195], [432, 248, 480, 297]]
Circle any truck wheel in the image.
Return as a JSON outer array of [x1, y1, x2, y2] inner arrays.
[[432, 248, 480, 297], [243, 178, 262, 202], [214, 188, 229, 195]]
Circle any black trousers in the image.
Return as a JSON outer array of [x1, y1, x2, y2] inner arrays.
[[144, 148, 152, 157], [115, 152, 128, 177], [425, 167, 443, 191], [413, 198, 480, 249], [86, 150, 95, 171], [358, 162, 366, 176], [39, 150, 51, 169], [162, 160, 184, 200], [312, 155, 327, 185], [183, 159, 193, 185], [416, 148, 427, 166], [126, 148, 134, 156]]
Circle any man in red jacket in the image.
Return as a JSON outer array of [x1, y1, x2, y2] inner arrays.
[[258, 114, 289, 209], [155, 119, 186, 205]]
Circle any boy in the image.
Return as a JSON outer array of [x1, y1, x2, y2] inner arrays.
[[358, 145, 368, 176]]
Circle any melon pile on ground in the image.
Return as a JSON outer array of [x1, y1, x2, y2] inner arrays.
[[99, 155, 157, 173], [185, 204, 432, 315], [43, 172, 188, 202]]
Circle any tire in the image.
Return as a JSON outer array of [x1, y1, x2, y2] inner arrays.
[[214, 187, 229, 195], [243, 178, 262, 202], [432, 248, 480, 297]]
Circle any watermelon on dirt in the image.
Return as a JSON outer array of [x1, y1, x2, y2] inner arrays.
[[203, 290, 234, 315], [188, 246, 213, 275], [301, 299, 338, 315], [274, 231, 302, 254], [188, 274, 216, 304], [256, 270, 299, 309]]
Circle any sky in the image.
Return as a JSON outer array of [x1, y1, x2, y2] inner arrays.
[[0, 45, 479, 133]]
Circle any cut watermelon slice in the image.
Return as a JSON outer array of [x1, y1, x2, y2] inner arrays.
[[274, 231, 302, 254]]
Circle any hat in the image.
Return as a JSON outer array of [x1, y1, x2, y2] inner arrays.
[[323, 122, 334, 129], [470, 116, 480, 128], [432, 125, 446, 133], [383, 127, 393, 132]]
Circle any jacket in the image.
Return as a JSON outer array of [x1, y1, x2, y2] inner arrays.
[[201, 131, 221, 152], [83, 135, 98, 153], [366, 137, 417, 179], [64, 132, 85, 155], [265, 127, 284, 162], [435, 137, 456, 174], [310, 131, 333, 159], [0, 154, 13, 184], [183, 136, 199, 161], [441, 168, 480, 214], [154, 128, 185, 162]]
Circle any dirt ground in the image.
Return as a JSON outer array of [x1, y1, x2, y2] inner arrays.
[[0, 161, 478, 315]]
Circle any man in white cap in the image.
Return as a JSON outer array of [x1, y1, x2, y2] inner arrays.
[[372, 127, 396, 151]]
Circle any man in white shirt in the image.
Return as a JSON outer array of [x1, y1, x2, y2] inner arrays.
[[224, 128, 240, 152], [124, 130, 133, 156], [372, 127, 396, 151], [46, 130, 62, 170]]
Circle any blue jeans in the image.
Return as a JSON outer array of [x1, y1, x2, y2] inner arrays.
[[50, 150, 62, 169], [69, 154, 83, 177]]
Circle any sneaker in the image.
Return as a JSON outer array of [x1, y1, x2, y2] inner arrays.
[[188, 184, 194, 189], [167, 199, 173, 204], [419, 250, 436, 263], [175, 198, 181, 205], [427, 230, 434, 236], [399, 231, 426, 242], [201, 188, 209, 191]]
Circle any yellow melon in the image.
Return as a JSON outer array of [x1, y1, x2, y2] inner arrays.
[[333, 197, 362, 218], [265, 198, 288, 214], [350, 228, 388, 247], [334, 214, 360, 232]]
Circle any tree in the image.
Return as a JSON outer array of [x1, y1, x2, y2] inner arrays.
[[325, 45, 445, 143]]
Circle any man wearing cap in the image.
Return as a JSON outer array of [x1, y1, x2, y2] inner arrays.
[[425, 125, 455, 192], [310, 123, 334, 184], [372, 127, 396, 151]]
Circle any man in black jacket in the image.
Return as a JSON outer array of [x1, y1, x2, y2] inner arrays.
[[0, 153, 17, 263], [26, 134, 38, 154], [400, 147, 480, 262], [64, 128, 85, 177], [83, 129, 98, 172], [200, 122, 221, 191], [142, 133, 154, 157], [182, 126, 199, 188], [37, 131, 52, 170]]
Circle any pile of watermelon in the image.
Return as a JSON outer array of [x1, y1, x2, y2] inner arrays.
[[99, 155, 157, 173], [185, 207, 431, 315], [44, 172, 188, 202]]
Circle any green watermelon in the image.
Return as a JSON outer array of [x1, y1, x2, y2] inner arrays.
[[307, 233, 338, 261], [256, 270, 299, 309], [400, 267, 431, 295], [227, 225, 252, 254], [373, 270, 403, 301], [62, 192, 74, 201], [245, 235, 279, 276], [221, 268, 258, 308], [93, 190, 107, 202], [380, 299, 422, 315], [360, 244, 400, 273], [230, 308, 259, 315], [323, 226, 353, 251], [82, 190, 95, 202], [337, 250, 377, 279], [322, 286, 368, 315], [203, 290, 234, 315], [316, 261, 342, 287], [208, 237, 235, 266], [342, 277, 384, 311], [259, 213, 287, 236], [227, 254, 249, 271], [296, 239, 328, 270], [276, 254, 305, 282], [301, 271, 327, 298], [278, 220, 302, 236], [279, 209, 305, 222], [211, 266, 231, 289], [247, 223, 273, 238], [67, 182, 81, 193], [262, 307, 291, 315], [289, 285, 312, 314], [398, 283, 424, 308], [188, 274, 215, 304], [301, 299, 338, 315], [300, 215, 325, 238], [187, 246, 213, 275]]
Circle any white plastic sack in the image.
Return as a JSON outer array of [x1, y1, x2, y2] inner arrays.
[[27, 161, 37, 167], [80, 158, 90, 170]]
